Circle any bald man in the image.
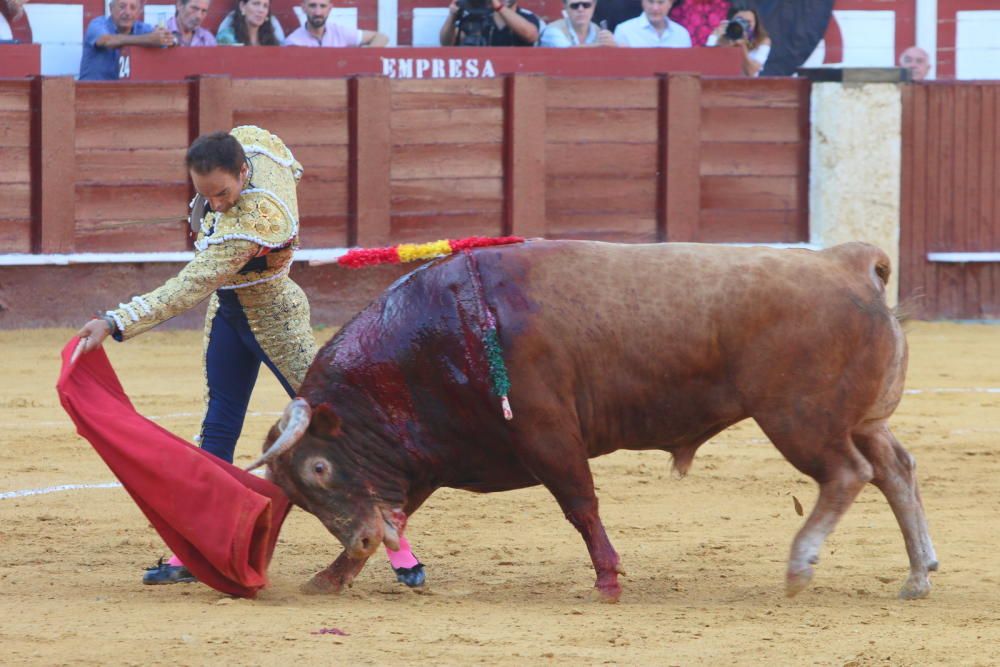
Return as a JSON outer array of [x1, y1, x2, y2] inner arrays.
[[899, 46, 931, 81]]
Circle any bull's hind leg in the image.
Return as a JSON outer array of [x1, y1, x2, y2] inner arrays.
[[756, 418, 874, 597], [853, 422, 937, 599], [510, 429, 625, 603]]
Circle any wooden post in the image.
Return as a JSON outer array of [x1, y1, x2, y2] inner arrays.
[[659, 73, 701, 242], [503, 75, 546, 238], [30, 76, 76, 254], [186, 76, 232, 248], [190, 75, 232, 139], [795, 78, 811, 242], [349, 76, 391, 247]]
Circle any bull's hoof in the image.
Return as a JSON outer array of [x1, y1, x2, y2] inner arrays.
[[301, 571, 350, 595], [590, 582, 622, 604], [899, 576, 931, 600], [393, 564, 426, 588], [785, 567, 814, 597]]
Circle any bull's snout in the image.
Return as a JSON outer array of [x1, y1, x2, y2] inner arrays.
[[344, 515, 385, 560], [347, 530, 382, 559]]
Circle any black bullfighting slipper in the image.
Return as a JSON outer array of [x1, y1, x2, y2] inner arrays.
[[142, 558, 197, 585], [393, 563, 426, 588]]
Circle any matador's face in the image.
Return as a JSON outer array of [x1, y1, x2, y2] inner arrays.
[[190, 163, 248, 214]]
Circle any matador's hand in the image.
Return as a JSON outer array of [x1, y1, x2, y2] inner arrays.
[[71, 319, 112, 363]]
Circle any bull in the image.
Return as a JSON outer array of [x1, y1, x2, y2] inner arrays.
[[248, 240, 937, 601]]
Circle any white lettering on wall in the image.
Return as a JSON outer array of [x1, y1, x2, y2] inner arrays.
[[380, 58, 498, 79]]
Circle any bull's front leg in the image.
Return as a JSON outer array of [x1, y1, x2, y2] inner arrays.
[[301, 550, 369, 594], [563, 497, 626, 603]]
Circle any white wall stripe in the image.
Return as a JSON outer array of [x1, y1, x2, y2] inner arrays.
[[0, 248, 349, 266]]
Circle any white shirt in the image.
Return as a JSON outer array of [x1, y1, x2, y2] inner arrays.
[[706, 33, 771, 75], [613, 14, 691, 48], [540, 19, 599, 47]]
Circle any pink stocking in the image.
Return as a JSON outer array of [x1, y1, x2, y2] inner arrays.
[[385, 535, 419, 569]]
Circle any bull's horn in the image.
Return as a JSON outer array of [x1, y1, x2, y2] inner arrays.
[[244, 398, 312, 472]]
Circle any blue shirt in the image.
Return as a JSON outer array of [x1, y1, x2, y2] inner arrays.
[[79, 16, 154, 80]]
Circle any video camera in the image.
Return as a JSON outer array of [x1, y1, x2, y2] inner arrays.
[[724, 16, 753, 42], [454, 0, 494, 46]]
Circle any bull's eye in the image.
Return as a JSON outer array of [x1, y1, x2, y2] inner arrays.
[[304, 456, 333, 487]]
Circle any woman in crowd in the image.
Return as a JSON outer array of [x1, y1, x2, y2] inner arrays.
[[540, 0, 615, 47], [216, 0, 282, 45], [707, 3, 771, 76]]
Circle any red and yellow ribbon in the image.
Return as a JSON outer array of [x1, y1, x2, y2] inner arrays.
[[338, 236, 525, 269]]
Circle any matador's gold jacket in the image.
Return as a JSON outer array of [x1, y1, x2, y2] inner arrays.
[[105, 126, 318, 389]]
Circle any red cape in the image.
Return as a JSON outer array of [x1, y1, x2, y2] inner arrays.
[[56, 338, 291, 598]]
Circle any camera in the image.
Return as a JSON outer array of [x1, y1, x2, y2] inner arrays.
[[455, 0, 494, 46], [725, 16, 753, 41]]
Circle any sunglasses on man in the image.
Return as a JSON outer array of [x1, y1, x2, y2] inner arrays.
[[568, 2, 592, 8]]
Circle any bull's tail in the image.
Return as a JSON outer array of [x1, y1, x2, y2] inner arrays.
[[823, 242, 892, 295]]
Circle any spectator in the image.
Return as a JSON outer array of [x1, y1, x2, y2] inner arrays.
[[169, 0, 216, 46], [668, 0, 728, 46], [79, 0, 175, 80], [613, 0, 691, 48], [285, 0, 388, 47], [216, 0, 282, 45], [439, 0, 540, 47], [217, 8, 285, 41], [899, 46, 931, 81], [540, 0, 615, 47], [706, 4, 770, 77], [592, 0, 639, 33]]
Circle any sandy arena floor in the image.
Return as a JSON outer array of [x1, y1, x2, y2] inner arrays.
[[0, 323, 998, 666]]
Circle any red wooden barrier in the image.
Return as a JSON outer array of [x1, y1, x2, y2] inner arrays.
[[120, 46, 743, 81], [0, 79, 32, 252], [1, 73, 811, 258], [901, 82, 1000, 319], [0, 44, 41, 77]]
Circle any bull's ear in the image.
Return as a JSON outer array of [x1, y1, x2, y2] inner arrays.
[[308, 402, 342, 439]]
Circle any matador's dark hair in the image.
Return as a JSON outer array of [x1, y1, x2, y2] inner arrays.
[[185, 132, 246, 178]]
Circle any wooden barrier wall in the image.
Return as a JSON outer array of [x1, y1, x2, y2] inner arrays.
[[901, 82, 1000, 319], [0, 74, 811, 255], [0, 80, 31, 253]]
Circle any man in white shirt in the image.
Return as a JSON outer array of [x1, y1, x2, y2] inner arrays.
[[613, 0, 690, 48]]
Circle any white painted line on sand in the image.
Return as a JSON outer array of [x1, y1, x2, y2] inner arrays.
[[0, 482, 122, 500], [904, 387, 1000, 395], [1, 410, 283, 430]]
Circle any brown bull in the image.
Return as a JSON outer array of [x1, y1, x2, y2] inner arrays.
[[249, 240, 937, 601]]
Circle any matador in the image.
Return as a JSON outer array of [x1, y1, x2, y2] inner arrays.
[[75, 126, 426, 588]]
